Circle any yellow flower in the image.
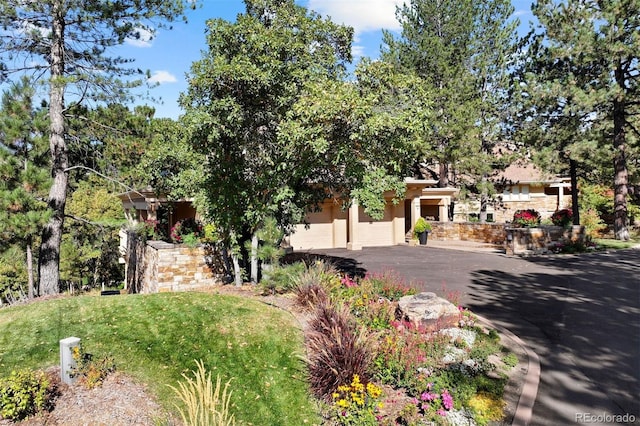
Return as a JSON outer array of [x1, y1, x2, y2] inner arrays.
[[366, 382, 382, 398], [337, 399, 349, 409]]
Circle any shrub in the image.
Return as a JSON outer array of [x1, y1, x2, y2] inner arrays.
[[168, 359, 235, 426], [551, 209, 573, 227], [70, 344, 116, 389], [305, 303, 374, 399], [361, 270, 416, 301], [373, 321, 449, 393], [170, 218, 204, 244], [512, 209, 540, 227], [581, 208, 607, 238], [294, 282, 329, 310], [0, 369, 58, 421], [258, 262, 306, 295]]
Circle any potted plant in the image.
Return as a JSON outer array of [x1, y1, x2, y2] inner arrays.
[[413, 217, 432, 245]]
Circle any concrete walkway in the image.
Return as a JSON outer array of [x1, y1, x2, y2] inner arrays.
[[311, 244, 640, 425]]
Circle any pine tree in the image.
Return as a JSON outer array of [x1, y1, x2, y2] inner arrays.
[[0, 77, 50, 300], [526, 0, 639, 240], [0, 0, 192, 294], [382, 0, 518, 221]]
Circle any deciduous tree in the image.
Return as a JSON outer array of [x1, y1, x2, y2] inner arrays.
[[180, 0, 352, 285]]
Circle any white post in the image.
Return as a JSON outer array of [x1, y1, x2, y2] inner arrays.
[[59, 336, 80, 385]]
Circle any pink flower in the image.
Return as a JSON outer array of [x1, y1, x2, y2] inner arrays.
[[436, 409, 447, 417], [420, 391, 437, 402], [441, 390, 453, 410]]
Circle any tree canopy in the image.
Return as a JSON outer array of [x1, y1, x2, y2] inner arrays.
[[180, 0, 353, 283], [0, 0, 193, 294], [521, 0, 639, 239], [382, 0, 518, 222]]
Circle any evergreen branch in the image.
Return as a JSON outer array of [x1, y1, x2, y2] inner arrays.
[[627, 122, 640, 139], [64, 213, 107, 230], [64, 165, 145, 200]]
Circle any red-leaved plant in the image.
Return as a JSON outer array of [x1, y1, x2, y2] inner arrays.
[[512, 209, 540, 227]]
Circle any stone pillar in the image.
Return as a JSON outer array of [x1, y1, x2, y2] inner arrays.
[[60, 336, 80, 385], [347, 200, 362, 250]]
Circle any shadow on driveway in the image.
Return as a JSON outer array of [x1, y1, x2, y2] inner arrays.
[[307, 246, 640, 425]]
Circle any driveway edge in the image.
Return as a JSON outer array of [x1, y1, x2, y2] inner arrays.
[[476, 314, 540, 426]]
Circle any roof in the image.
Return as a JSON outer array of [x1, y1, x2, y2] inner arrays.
[[494, 159, 568, 185]]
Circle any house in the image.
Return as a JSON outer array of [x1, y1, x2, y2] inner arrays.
[[118, 187, 197, 237], [118, 162, 572, 252], [453, 160, 573, 223], [285, 179, 458, 250], [118, 180, 458, 251]]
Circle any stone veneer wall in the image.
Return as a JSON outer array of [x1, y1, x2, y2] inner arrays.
[[428, 222, 506, 244], [140, 241, 221, 293], [505, 225, 585, 255]]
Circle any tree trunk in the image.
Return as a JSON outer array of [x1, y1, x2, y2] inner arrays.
[[38, 0, 68, 295], [231, 252, 242, 287], [569, 159, 580, 226], [26, 236, 35, 299], [438, 162, 449, 188], [479, 174, 488, 223], [612, 62, 629, 241], [250, 233, 258, 283]]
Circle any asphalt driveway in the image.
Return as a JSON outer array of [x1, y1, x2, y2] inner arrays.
[[310, 245, 640, 425]]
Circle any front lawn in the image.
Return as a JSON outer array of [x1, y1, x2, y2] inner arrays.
[[0, 292, 319, 425]]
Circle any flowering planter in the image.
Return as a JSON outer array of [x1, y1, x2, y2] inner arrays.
[[505, 225, 585, 255]]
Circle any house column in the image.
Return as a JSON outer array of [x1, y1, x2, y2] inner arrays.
[[558, 185, 565, 209], [392, 203, 406, 244], [347, 200, 362, 251], [412, 197, 421, 226]]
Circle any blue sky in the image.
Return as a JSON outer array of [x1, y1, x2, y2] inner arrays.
[[124, 0, 536, 119]]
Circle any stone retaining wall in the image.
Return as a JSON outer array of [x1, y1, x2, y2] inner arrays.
[[139, 241, 221, 293], [505, 225, 585, 255], [429, 222, 506, 244]]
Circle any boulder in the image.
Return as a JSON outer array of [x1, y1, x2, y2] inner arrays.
[[397, 292, 460, 332]]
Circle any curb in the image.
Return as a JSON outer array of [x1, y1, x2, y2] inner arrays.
[[476, 314, 541, 426]]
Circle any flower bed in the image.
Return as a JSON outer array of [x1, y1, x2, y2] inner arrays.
[[263, 262, 517, 425]]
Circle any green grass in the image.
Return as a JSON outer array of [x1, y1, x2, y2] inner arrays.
[[0, 292, 320, 425], [593, 237, 640, 250]]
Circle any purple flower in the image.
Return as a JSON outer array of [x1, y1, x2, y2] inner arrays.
[[436, 408, 447, 417]]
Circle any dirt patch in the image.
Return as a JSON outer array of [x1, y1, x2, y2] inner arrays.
[[0, 369, 175, 426]]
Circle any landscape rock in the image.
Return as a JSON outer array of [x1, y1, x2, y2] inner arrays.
[[397, 292, 461, 332]]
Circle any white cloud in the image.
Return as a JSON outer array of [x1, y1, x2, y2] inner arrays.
[[148, 70, 177, 84], [126, 27, 154, 47], [307, 0, 403, 35], [351, 44, 366, 58]]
